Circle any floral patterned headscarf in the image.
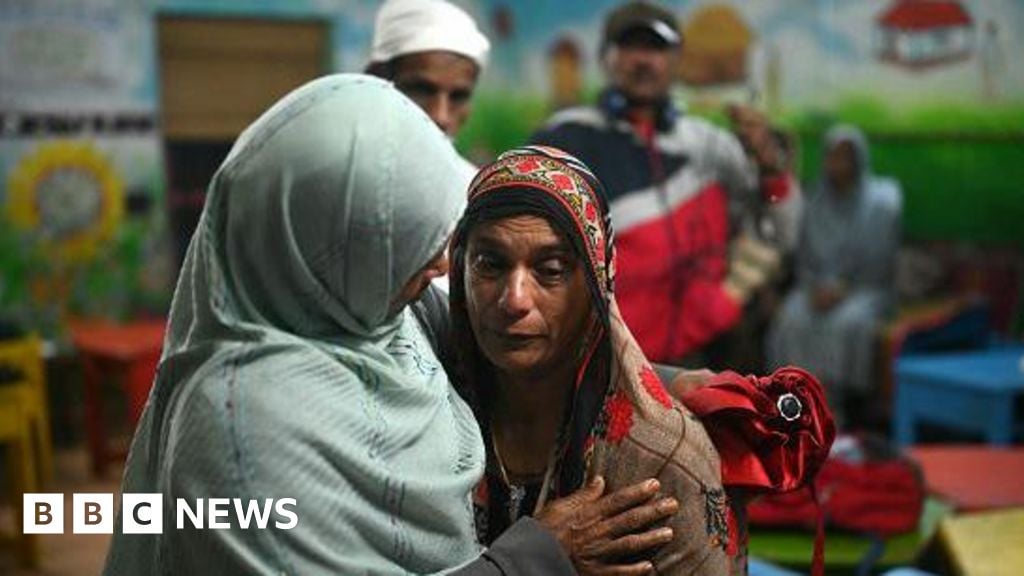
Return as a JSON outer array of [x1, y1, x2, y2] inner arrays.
[[450, 146, 738, 574]]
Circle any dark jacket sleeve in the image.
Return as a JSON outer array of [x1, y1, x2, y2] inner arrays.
[[529, 123, 592, 158], [451, 518, 576, 576]]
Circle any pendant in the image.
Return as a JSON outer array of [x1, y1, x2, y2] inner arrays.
[[508, 484, 526, 520]]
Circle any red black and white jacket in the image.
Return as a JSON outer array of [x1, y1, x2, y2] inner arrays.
[[531, 98, 796, 362]]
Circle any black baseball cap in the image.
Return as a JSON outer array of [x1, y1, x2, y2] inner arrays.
[[602, 1, 681, 50]]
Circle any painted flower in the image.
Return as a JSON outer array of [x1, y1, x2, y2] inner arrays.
[[6, 141, 124, 263]]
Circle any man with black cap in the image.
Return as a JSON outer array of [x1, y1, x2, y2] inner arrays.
[[531, 0, 797, 366]]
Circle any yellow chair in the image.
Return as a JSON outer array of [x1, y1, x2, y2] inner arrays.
[[0, 336, 52, 485], [938, 508, 1024, 576], [0, 391, 41, 568]]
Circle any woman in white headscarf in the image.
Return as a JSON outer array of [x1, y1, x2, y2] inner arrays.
[[104, 75, 674, 576]]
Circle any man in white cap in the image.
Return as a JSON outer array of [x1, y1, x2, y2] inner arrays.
[[367, 0, 490, 293], [366, 0, 490, 140]]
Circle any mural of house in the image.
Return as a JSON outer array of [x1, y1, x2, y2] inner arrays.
[[875, 0, 974, 69], [678, 4, 753, 87]]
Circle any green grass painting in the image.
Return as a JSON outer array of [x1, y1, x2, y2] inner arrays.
[[457, 92, 1024, 247]]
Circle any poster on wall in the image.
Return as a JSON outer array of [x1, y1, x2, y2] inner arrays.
[[0, 0, 168, 332]]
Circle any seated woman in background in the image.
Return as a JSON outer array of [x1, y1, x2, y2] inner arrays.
[[768, 125, 902, 427], [449, 146, 748, 574], [104, 76, 675, 576]]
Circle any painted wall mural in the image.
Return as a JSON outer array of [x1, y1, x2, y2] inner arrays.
[[0, 0, 167, 336], [7, 141, 124, 263], [875, 0, 975, 69], [452, 0, 1023, 137], [451, 0, 1024, 249], [1, 0, 1022, 336]]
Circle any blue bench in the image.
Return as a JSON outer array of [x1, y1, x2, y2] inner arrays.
[[893, 345, 1024, 446]]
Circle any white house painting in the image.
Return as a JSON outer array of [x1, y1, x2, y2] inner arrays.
[[875, 0, 974, 69]]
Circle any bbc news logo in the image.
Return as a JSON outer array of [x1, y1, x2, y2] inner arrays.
[[23, 494, 298, 534]]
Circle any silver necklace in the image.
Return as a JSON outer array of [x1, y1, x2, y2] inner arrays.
[[491, 429, 527, 519], [491, 428, 558, 521]]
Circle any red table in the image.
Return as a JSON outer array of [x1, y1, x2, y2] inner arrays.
[[69, 318, 165, 477], [910, 445, 1024, 511]]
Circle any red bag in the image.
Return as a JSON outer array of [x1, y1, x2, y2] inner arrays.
[[748, 434, 925, 536]]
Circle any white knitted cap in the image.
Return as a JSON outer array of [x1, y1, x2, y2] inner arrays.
[[370, 0, 491, 68]]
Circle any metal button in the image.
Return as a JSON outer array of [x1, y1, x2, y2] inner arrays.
[[777, 393, 802, 421]]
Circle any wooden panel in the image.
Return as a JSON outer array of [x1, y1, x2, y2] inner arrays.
[[158, 17, 326, 140]]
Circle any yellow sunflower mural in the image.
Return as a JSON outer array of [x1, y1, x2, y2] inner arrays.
[[6, 141, 124, 263]]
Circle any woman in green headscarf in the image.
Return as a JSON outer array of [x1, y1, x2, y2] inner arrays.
[[104, 75, 673, 575]]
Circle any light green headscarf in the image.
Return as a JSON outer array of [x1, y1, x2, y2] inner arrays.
[[105, 75, 485, 575]]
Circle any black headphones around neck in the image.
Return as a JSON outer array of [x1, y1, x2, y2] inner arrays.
[[598, 88, 678, 133]]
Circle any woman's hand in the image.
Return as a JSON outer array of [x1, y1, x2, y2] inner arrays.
[[535, 476, 678, 575]]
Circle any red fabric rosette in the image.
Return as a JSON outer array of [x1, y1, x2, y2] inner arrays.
[[681, 366, 836, 576]]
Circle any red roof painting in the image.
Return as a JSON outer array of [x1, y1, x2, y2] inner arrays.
[[878, 0, 973, 31]]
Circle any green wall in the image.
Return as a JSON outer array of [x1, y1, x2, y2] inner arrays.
[[797, 134, 1024, 246], [457, 93, 1024, 248]]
